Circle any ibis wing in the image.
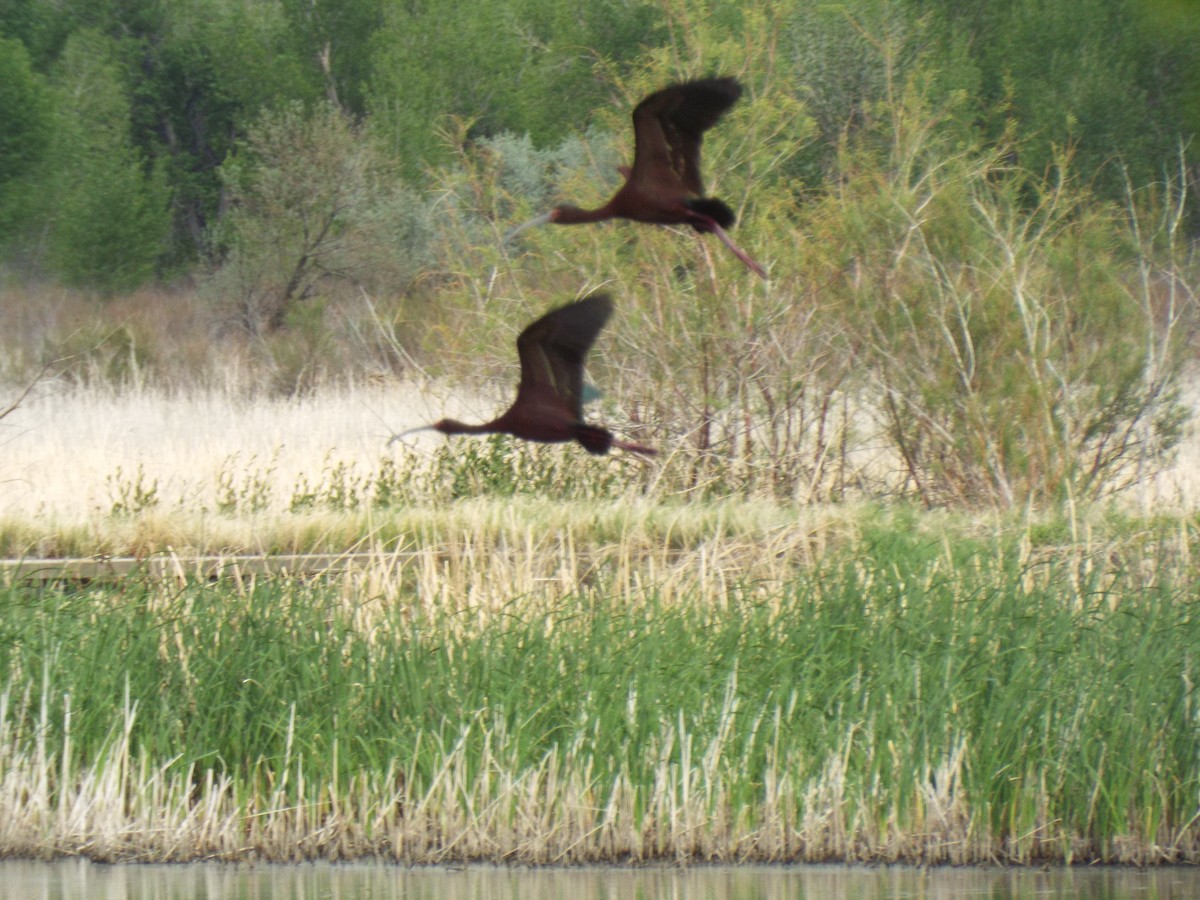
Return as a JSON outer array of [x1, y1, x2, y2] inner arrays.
[[515, 293, 613, 418], [629, 89, 681, 192], [629, 77, 742, 197]]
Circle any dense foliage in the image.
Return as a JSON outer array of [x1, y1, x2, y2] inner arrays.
[[1, 0, 1198, 509], [0, 0, 1196, 285]]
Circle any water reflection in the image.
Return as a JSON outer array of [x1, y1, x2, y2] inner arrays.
[[1, 860, 1196, 899]]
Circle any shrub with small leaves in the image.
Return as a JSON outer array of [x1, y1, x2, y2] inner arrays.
[[106, 464, 160, 517]]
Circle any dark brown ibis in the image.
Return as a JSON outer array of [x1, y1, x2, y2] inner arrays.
[[390, 293, 656, 456], [506, 77, 767, 279]]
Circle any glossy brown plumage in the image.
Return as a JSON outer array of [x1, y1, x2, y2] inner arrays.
[[391, 293, 656, 456], [507, 77, 767, 278]]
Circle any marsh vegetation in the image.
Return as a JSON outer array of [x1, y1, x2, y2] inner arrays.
[[3, 0, 1200, 866], [3, 499, 1200, 864]]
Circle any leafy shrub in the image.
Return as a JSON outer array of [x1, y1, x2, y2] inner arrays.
[[210, 101, 434, 335], [805, 82, 1192, 506]]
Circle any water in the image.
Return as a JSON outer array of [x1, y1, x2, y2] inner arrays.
[[1, 861, 1197, 899]]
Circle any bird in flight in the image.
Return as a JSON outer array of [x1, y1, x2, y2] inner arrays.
[[390, 293, 657, 456], [506, 77, 767, 279]]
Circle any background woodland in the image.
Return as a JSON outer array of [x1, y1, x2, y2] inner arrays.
[[2, 0, 1199, 507]]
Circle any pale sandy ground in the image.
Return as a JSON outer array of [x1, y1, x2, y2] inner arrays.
[[2, 377, 1198, 522]]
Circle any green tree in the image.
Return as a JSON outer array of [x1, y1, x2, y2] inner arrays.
[[212, 101, 431, 334], [367, 0, 663, 177], [137, 0, 319, 264], [0, 0, 84, 68], [911, 0, 1199, 211], [43, 29, 171, 291], [0, 35, 52, 246], [782, 0, 981, 187], [5, 0, 325, 267], [278, 0, 384, 114]]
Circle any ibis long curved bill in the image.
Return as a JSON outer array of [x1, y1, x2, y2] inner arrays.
[[503, 212, 554, 244], [387, 425, 438, 447]]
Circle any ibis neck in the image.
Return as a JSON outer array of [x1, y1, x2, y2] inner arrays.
[[553, 203, 614, 225], [437, 418, 497, 436]]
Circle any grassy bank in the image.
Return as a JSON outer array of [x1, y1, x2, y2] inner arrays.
[[1, 509, 1198, 864]]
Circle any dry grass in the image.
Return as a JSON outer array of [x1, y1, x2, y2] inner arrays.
[[2, 375, 1198, 562], [0, 698, 985, 864], [0, 364, 885, 559], [0, 686, 1191, 864], [0, 378, 476, 551]]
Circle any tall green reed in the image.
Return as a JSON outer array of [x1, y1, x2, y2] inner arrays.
[[2, 522, 1198, 862]]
